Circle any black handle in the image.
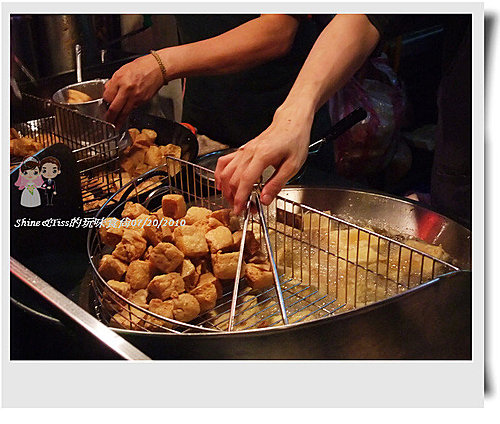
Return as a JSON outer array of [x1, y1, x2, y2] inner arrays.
[[309, 107, 367, 153]]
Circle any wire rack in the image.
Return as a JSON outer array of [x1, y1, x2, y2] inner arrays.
[[11, 94, 124, 211], [88, 157, 461, 334]]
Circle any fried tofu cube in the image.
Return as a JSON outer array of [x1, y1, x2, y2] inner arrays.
[[211, 251, 242, 280], [174, 225, 209, 258], [107, 280, 131, 298], [128, 289, 149, 308], [161, 143, 181, 158], [134, 132, 155, 149], [112, 229, 147, 263], [122, 202, 149, 219], [192, 217, 224, 235], [147, 272, 185, 300], [141, 129, 158, 144], [161, 144, 182, 176], [143, 245, 153, 260], [143, 216, 174, 246], [128, 128, 140, 143], [122, 213, 150, 237], [162, 194, 187, 219], [149, 242, 185, 273], [146, 298, 175, 330], [231, 230, 260, 255], [178, 259, 199, 291], [110, 306, 147, 330], [98, 254, 129, 281], [172, 293, 200, 322], [125, 260, 155, 290], [205, 226, 233, 253], [184, 207, 212, 225], [99, 217, 124, 247], [144, 145, 165, 167], [190, 280, 217, 313], [198, 272, 223, 299], [245, 263, 274, 290], [210, 209, 232, 227]]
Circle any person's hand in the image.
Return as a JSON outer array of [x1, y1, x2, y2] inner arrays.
[[103, 54, 165, 127], [214, 105, 314, 215]]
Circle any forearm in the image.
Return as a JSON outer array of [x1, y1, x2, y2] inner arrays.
[[158, 14, 299, 81], [280, 14, 380, 117]]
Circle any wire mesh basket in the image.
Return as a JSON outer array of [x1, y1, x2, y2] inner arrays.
[[11, 93, 126, 211], [87, 157, 461, 334]]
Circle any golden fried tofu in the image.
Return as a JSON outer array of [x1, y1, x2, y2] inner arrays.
[[162, 194, 187, 219], [193, 257, 212, 275], [174, 225, 209, 258], [172, 293, 200, 322], [122, 202, 149, 219], [128, 128, 140, 143], [211, 251, 242, 280], [190, 280, 217, 313], [144, 145, 165, 167], [192, 217, 224, 235], [205, 226, 233, 253], [143, 216, 173, 246], [146, 298, 175, 330], [141, 129, 158, 144], [198, 272, 223, 299], [231, 230, 260, 255], [161, 143, 182, 158], [143, 245, 153, 260], [125, 260, 155, 290], [134, 132, 155, 149], [184, 206, 212, 225], [178, 259, 199, 291], [112, 229, 147, 263], [147, 272, 185, 300], [245, 263, 274, 290], [107, 280, 131, 298], [110, 306, 147, 330], [161, 144, 182, 176], [98, 254, 129, 281], [122, 213, 150, 237], [210, 209, 232, 227], [99, 217, 124, 247], [128, 289, 149, 308], [149, 242, 185, 273]]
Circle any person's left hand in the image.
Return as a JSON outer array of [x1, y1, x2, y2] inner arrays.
[[103, 54, 165, 127], [214, 105, 314, 215]]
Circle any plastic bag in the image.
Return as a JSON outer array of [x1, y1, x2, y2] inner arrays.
[[329, 55, 406, 178]]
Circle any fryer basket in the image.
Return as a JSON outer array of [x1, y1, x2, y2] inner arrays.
[[87, 157, 461, 334]]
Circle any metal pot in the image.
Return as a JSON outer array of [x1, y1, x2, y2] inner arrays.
[[82, 186, 471, 359]]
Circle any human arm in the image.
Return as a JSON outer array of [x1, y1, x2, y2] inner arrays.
[[215, 14, 381, 214], [103, 14, 300, 126]]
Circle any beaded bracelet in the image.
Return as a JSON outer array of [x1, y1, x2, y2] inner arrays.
[[150, 50, 169, 85]]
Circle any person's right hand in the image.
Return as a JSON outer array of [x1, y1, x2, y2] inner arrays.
[[103, 54, 165, 127], [214, 104, 314, 215]]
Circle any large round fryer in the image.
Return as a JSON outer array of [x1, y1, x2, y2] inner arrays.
[[84, 185, 471, 359]]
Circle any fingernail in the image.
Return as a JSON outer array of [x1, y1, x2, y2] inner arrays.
[[261, 194, 272, 205]]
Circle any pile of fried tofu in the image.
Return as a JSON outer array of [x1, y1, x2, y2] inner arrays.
[[98, 195, 275, 331]]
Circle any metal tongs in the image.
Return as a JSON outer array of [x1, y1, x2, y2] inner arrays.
[[227, 190, 288, 331]]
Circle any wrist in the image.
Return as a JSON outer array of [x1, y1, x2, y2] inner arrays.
[[149, 50, 169, 86], [274, 99, 315, 129]]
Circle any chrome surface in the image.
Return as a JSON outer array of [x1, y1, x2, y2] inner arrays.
[[11, 257, 151, 361], [88, 158, 467, 336]]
